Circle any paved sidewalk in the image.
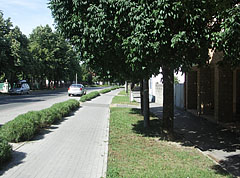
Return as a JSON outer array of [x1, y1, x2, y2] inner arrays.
[[150, 104, 240, 178], [0, 89, 121, 178]]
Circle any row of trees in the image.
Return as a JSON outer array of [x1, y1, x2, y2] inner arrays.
[[0, 12, 96, 88], [50, 0, 239, 136]]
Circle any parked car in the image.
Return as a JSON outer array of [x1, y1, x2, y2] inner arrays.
[[10, 80, 30, 94], [68, 84, 86, 96]]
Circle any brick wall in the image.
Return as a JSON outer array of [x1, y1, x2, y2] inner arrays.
[[186, 71, 197, 109], [215, 66, 233, 122], [198, 67, 214, 115]]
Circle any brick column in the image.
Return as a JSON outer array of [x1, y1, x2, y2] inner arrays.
[[214, 66, 233, 122], [197, 67, 214, 115], [236, 69, 240, 115], [185, 71, 197, 110]]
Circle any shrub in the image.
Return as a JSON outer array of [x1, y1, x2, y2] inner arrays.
[[111, 86, 120, 90], [0, 138, 12, 166], [80, 91, 100, 102], [100, 88, 112, 94], [0, 99, 79, 143], [0, 114, 38, 142]]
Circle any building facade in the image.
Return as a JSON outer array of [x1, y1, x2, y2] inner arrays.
[[185, 51, 240, 122]]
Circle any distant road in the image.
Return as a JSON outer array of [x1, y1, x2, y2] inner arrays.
[[0, 87, 105, 125]]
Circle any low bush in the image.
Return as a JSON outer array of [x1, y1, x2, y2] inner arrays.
[[0, 138, 12, 167], [99, 86, 120, 94], [0, 99, 79, 143], [100, 88, 112, 94], [111, 86, 120, 90], [80, 91, 100, 102]]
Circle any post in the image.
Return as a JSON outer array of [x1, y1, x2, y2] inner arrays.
[[143, 78, 150, 128], [76, 73, 77, 84]]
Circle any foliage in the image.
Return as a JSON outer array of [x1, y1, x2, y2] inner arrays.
[[29, 25, 82, 86], [0, 99, 79, 142], [99, 86, 119, 94], [49, 0, 239, 133], [213, 5, 240, 67], [79, 91, 100, 102], [0, 12, 32, 85], [100, 88, 112, 94], [0, 138, 12, 167]]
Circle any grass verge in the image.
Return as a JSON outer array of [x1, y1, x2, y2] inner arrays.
[[111, 92, 138, 106], [107, 107, 232, 177]]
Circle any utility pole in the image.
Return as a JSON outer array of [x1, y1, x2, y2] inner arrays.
[[76, 73, 77, 84]]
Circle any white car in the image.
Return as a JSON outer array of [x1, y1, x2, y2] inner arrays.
[[68, 84, 86, 96], [10, 81, 30, 94]]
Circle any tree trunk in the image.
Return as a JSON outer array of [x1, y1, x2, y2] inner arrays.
[[140, 80, 144, 115], [143, 78, 150, 128], [125, 81, 128, 93], [162, 66, 174, 136]]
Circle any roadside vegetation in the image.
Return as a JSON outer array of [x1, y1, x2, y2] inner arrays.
[[0, 99, 79, 143], [80, 91, 100, 102], [0, 138, 12, 167], [80, 86, 121, 102], [107, 94, 232, 178], [0, 86, 120, 167], [111, 90, 138, 106]]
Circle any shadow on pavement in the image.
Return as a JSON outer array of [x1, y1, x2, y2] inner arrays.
[[131, 106, 240, 177], [150, 106, 240, 152], [0, 151, 26, 176]]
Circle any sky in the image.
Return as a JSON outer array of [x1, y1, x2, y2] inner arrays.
[[0, 0, 54, 36]]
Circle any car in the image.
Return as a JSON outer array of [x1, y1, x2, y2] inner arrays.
[[10, 80, 30, 94], [68, 84, 86, 96]]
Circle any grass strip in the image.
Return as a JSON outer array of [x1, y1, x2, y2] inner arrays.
[[0, 99, 79, 143], [80, 91, 100, 102], [107, 106, 232, 177]]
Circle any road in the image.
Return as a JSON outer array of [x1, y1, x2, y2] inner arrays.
[[0, 87, 105, 125], [0, 89, 121, 178]]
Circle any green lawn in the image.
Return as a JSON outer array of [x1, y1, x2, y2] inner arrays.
[[111, 91, 138, 105], [107, 103, 232, 177]]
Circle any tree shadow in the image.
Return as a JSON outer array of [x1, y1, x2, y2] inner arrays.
[[131, 106, 238, 177], [0, 151, 26, 176], [212, 154, 240, 177], [131, 108, 183, 142], [150, 106, 240, 152]]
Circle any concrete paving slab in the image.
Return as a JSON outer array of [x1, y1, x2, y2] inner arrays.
[[0, 89, 121, 178]]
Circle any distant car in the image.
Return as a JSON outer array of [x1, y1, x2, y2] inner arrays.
[[68, 84, 86, 96], [10, 80, 30, 94]]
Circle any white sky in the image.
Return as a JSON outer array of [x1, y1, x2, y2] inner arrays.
[[0, 0, 54, 36]]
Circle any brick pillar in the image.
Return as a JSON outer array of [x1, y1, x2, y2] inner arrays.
[[214, 66, 233, 122], [236, 69, 240, 115], [197, 67, 214, 115], [185, 71, 197, 109]]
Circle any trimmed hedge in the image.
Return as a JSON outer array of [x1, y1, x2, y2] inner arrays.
[[80, 91, 100, 102], [100, 88, 112, 94], [0, 99, 79, 143], [0, 138, 12, 167], [99, 86, 120, 94]]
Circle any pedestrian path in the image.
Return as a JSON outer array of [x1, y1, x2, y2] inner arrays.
[[150, 104, 240, 178], [0, 89, 121, 178]]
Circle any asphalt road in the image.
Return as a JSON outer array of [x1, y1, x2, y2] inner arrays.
[[0, 87, 105, 125]]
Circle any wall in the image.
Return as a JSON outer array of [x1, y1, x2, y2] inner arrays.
[[174, 84, 185, 109]]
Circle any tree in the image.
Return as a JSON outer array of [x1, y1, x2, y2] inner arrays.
[[49, 0, 238, 136], [29, 25, 81, 87], [0, 12, 31, 86], [213, 4, 240, 67]]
